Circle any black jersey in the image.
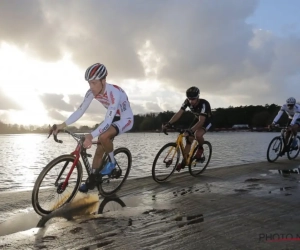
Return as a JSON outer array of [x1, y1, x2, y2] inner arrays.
[[181, 98, 212, 118]]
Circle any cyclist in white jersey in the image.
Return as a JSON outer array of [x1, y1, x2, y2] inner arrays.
[[271, 97, 300, 155], [53, 63, 134, 192]]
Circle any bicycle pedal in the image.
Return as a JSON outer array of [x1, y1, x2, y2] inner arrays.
[[195, 157, 205, 163]]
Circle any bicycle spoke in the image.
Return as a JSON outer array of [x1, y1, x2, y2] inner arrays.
[[189, 141, 212, 176], [288, 136, 300, 160], [267, 137, 282, 162], [152, 143, 180, 183], [32, 155, 82, 216]]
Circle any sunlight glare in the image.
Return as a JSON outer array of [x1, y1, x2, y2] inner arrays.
[[0, 43, 86, 125]]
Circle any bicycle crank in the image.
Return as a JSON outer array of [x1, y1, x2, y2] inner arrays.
[[111, 168, 122, 178]]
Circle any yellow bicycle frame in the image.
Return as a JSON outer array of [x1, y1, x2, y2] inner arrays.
[[165, 133, 198, 166]]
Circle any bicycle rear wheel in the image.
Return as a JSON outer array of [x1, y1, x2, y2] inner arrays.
[[98, 147, 132, 197], [32, 155, 83, 216], [287, 136, 300, 160], [152, 142, 180, 183], [267, 136, 282, 162], [189, 141, 212, 176]]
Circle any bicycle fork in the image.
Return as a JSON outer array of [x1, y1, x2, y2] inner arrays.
[[55, 155, 80, 192]]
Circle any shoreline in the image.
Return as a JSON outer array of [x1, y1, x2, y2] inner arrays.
[[0, 159, 272, 194]]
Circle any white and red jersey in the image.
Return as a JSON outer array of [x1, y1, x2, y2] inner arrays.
[[65, 83, 133, 138], [273, 103, 300, 125]]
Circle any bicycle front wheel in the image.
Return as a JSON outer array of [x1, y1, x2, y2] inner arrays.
[[32, 154, 83, 216], [287, 136, 300, 160], [189, 141, 212, 176], [98, 147, 132, 197], [267, 136, 282, 162], [152, 142, 180, 183]]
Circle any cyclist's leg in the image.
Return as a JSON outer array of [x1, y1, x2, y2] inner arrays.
[[283, 119, 292, 150], [194, 128, 206, 158], [291, 122, 299, 148], [176, 118, 198, 171], [176, 136, 194, 171], [194, 120, 212, 159], [278, 119, 292, 157], [99, 118, 133, 174], [96, 126, 118, 169], [183, 136, 194, 159]]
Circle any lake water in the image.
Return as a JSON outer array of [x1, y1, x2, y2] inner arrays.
[[0, 132, 279, 192]]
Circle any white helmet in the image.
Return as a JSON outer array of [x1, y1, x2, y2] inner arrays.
[[85, 63, 107, 81], [286, 97, 296, 105]]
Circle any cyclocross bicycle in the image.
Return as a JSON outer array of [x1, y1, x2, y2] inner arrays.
[[32, 126, 132, 216], [267, 126, 300, 162], [152, 126, 212, 183]]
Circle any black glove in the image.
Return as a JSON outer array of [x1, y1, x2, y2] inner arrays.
[[165, 122, 173, 128]]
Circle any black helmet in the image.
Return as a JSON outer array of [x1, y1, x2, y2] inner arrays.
[[186, 86, 200, 98]]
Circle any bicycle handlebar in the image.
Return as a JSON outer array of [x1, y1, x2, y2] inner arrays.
[[268, 124, 290, 132], [48, 124, 83, 144], [162, 125, 187, 136]]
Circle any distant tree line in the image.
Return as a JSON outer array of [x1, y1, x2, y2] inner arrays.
[[130, 104, 287, 131], [0, 104, 289, 134]]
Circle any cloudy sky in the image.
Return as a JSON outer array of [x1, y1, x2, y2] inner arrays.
[[0, 0, 300, 126]]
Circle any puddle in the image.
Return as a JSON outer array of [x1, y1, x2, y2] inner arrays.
[[174, 214, 204, 228], [245, 178, 264, 182], [269, 168, 300, 176], [0, 192, 167, 237], [78, 240, 114, 250], [98, 197, 126, 214], [268, 186, 298, 195], [0, 211, 40, 237], [0, 195, 126, 236]]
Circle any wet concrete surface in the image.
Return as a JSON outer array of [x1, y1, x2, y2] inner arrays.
[[1, 159, 300, 249]]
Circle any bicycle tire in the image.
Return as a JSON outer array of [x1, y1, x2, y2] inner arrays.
[[98, 197, 126, 214], [98, 147, 132, 197], [189, 141, 212, 176], [152, 142, 180, 183], [266, 136, 282, 163], [287, 136, 300, 160], [32, 154, 83, 216]]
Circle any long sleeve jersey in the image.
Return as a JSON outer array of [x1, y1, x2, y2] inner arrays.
[[273, 103, 300, 125], [65, 83, 133, 138]]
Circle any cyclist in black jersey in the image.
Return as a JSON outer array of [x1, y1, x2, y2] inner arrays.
[[163, 86, 213, 171]]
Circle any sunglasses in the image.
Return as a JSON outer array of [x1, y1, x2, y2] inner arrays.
[[187, 96, 199, 101], [288, 104, 295, 107]]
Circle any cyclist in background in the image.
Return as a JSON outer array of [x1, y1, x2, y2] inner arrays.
[[162, 86, 213, 171], [271, 97, 300, 156], [53, 63, 134, 192]]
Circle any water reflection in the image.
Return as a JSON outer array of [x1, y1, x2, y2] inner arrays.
[[269, 168, 300, 176], [36, 196, 124, 227], [0, 195, 117, 236]]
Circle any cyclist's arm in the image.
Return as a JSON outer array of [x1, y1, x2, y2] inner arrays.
[[90, 90, 121, 138], [290, 112, 300, 126], [272, 111, 283, 124], [65, 90, 94, 126], [167, 99, 190, 125], [272, 106, 285, 124], [191, 115, 206, 132], [168, 109, 184, 124]]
